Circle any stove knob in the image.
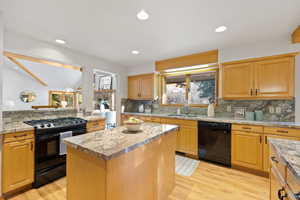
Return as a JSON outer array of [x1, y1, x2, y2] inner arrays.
[[40, 125, 45, 128], [47, 124, 51, 127]]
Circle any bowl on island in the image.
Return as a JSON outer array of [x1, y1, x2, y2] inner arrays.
[[124, 117, 143, 132]]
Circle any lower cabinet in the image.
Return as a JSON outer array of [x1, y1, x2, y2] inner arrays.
[[3, 138, 34, 193], [231, 130, 263, 170], [178, 126, 198, 155], [121, 115, 198, 156], [263, 134, 300, 172], [87, 120, 105, 132]]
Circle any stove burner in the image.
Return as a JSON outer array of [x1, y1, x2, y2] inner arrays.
[[24, 117, 87, 129]]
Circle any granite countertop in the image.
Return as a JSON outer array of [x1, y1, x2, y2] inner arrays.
[[269, 138, 300, 184], [123, 112, 300, 128], [1, 122, 34, 134], [1, 115, 106, 135], [64, 123, 179, 160]]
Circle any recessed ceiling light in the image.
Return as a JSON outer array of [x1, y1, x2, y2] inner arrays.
[[55, 39, 66, 44], [137, 10, 149, 20], [215, 26, 227, 33], [131, 50, 140, 55]]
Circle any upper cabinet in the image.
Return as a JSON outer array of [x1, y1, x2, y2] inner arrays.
[[128, 73, 154, 100], [222, 62, 254, 99], [222, 53, 297, 100]]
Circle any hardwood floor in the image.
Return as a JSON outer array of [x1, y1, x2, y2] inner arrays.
[[8, 162, 269, 200]]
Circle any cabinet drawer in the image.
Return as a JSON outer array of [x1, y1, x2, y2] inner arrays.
[[87, 120, 105, 132], [139, 116, 152, 122], [232, 124, 263, 133], [178, 120, 197, 127], [264, 127, 300, 137], [287, 167, 300, 195], [160, 118, 181, 125], [4, 131, 34, 143], [270, 145, 286, 181], [151, 117, 161, 123]]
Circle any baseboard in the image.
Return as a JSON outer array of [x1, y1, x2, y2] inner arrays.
[[232, 164, 269, 178]]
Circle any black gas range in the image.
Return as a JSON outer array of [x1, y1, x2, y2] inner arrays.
[[24, 117, 87, 188]]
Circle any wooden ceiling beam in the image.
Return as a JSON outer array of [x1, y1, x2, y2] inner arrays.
[[4, 51, 82, 71], [6, 56, 48, 87], [292, 26, 300, 44]]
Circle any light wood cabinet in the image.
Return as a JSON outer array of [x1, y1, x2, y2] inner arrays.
[[121, 114, 198, 156], [87, 119, 105, 133], [231, 130, 263, 170], [3, 135, 34, 193], [255, 58, 294, 99], [179, 126, 198, 155], [128, 74, 154, 100], [222, 63, 254, 99], [263, 134, 300, 172], [222, 54, 295, 100]]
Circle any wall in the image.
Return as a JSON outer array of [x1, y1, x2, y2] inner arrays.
[[126, 39, 300, 121], [127, 62, 155, 76], [4, 31, 128, 122], [0, 11, 4, 196], [2, 58, 82, 111]]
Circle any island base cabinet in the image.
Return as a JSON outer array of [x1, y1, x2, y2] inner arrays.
[[67, 131, 177, 200], [2, 139, 34, 193]]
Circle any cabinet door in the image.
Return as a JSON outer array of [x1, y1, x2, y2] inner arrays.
[[263, 134, 300, 172], [177, 126, 198, 156], [128, 76, 141, 99], [255, 57, 294, 99], [3, 139, 34, 193], [222, 63, 255, 99], [140, 75, 154, 100], [232, 131, 263, 170]]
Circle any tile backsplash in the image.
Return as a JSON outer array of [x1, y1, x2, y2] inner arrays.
[[121, 98, 295, 122], [3, 109, 78, 125]]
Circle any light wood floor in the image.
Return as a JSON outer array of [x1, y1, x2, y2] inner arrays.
[[8, 162, 269, 200]]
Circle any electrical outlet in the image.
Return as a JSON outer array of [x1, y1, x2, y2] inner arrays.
[[269, 106, 275, 114], [227, 105, 232, 112], [276, 107, 282, 114]]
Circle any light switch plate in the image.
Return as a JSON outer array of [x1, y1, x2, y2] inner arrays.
[[269, 106, 275, 113], [276, 107, 282, 114], [227, 105, 232, 112]]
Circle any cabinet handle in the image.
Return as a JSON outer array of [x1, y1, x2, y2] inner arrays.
[[250, 89, 253, 96], [30, 142, 34, 151], [265, 136, 267, 144], [277, 130, 288, 134], [242, 127, 251, 130], [278, 188, 287, 200], [271, 156, 279, 163], [260, 136, 262, 144], [255, 89, 258, 96], [14, 134, 27, 138]]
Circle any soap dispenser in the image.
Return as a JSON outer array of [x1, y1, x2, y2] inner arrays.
[[207, 97, 215, 117]]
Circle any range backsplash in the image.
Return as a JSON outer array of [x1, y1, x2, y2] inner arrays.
[[2, 109, 78, 125], [121, 99, 295, 122]]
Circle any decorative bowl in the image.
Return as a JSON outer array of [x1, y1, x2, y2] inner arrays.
[[124, 121, 143, 132]]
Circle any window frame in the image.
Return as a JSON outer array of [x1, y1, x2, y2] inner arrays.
[[159, 67, 219, 107]]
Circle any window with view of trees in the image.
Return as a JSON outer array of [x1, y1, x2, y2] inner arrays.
[[162, 70, 217, 105]]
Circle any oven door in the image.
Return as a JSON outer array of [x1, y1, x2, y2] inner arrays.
[[35, 133, 66, 172]]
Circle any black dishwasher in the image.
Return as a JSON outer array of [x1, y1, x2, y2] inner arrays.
[[198, 121, 231, 167]]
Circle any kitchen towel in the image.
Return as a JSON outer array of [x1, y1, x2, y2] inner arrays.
[[59, 131, 73, 155], [175, 155, 199, 176]]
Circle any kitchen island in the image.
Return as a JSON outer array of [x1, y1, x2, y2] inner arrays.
[[64, 123, 179, 200]]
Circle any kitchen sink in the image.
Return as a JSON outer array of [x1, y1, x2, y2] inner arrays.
[[167, 114, 198, 118]]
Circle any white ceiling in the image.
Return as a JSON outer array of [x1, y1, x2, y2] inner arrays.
[[2, 0, 300, 67]]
